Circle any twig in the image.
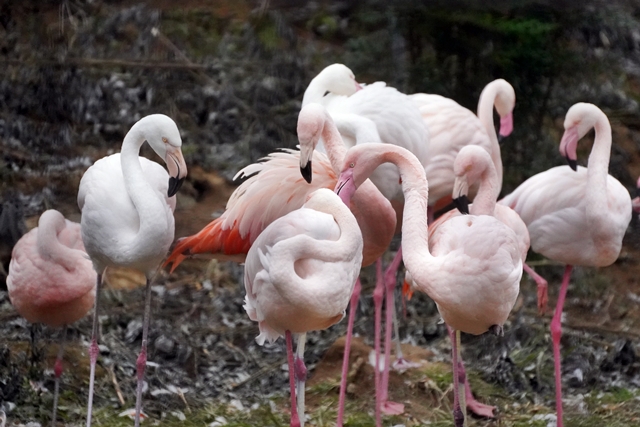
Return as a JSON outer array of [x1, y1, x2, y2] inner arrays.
[[108, 365, 125, 406], [176, 387, 191, 414]]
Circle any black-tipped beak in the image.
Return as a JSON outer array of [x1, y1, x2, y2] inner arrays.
[[168, 176, 185, 197], [453, 195, 470, 215], [498, 134, 506, 145], [300, 161, 312, 184], [565, 156, 578, 172]]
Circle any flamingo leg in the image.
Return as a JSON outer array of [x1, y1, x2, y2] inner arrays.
[[286, 331, 301, 427], [373, 259, 383, 427], [336, 277, 361, 427], [134, 275, 153, 427], [295, 333, 308, 427], [86, 272, 102, 427], [551, 265, 573, 427], [451, 328, 466, 427], [381, 248, 405, 415], [446, 326, 496, 418], [51, 326, 67, 427], [523, 263, 549, 314]]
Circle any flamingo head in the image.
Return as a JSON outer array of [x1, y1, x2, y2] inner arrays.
[[138, 114, 188, 196], [451, 146, 494, 214], [297, 103, 330, 184], [318, 63, 362, 97], [492, 79, 516, 141], [560, 103, 603, 172]]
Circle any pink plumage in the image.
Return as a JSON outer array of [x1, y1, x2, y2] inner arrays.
[[7, 209, 96, 328]]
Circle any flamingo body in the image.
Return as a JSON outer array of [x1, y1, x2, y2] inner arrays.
[[7, 209, 96, 328]]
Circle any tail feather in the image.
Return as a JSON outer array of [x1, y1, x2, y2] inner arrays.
[[164, 219, 252, 273]]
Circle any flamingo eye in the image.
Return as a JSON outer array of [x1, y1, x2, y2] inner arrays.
[[349, 162, 355, 168], [162, 137, 168, 144]]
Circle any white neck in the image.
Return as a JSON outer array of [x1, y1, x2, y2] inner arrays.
[[476, 84, 504, 187], [302, 73, 331, 107], [469, 164, 500, 216], [119, 124, 170, 257], [585, 110, 613, 230]]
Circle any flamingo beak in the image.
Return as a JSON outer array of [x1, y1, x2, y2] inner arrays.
[[452, 176, 469, 214], [499, 113, 513, 139], [355, 82, 363, 92], [335, 169, 356, 207], [166, 147, 188, 197], [300, 160, 312, 184], [559, 126, 579, 172]]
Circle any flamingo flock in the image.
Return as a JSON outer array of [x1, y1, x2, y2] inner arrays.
[[3, 63, 637, 427]]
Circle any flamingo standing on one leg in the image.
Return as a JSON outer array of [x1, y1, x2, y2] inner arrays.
[[7, 209, 96, 427], [302, 65, 430, 420], [499, 103, 632, 427], [335, 143, 522, 427], [78, 114, 188, 427], [243, 188, 363, 427]]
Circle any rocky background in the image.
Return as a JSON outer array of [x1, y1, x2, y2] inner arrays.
[[1, 1, 640, 426]]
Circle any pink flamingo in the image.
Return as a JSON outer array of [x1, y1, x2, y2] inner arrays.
[[7, 209, 97, 427], [302, 65, 430, 418], [244, 188, 363, 427], [165, 103, 396, 425], [410, 79, 515, 215], [335, 142, 522, 427], [78, 114, 188, 427], [499, 103, 632, 427], [404, 145, 530, 417]]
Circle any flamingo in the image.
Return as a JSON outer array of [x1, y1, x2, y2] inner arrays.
[[335, 143, 522, 427], [164, 103, 396, 425], [243, 188, 363, 427], [7, 209, 96, 427], [301, 65, 430, 418], [78, 114, 188, 427], [402, 145, 530, 418], [410, 79, 515, 213], [498, 103, 631, 427]]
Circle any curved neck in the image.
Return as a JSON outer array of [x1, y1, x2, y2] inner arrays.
[[37, 215, 78, 271], [321, 111, 349, 170], [469, 165, 499, 216], [477, 85, 503, 186], [585, 112, 613, 224], [303, 74, 330, 107], [120, 126, 168, 241], [271, 201, 362, 308]]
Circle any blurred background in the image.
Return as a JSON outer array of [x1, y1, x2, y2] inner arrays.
[[1, 1, 640, 426]]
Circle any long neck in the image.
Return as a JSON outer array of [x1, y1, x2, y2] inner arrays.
[[469, 165, 499, 216], [37, 215, 78, 271], [120, 127, 168, 242], [321, 112, 349, 170], [477, 85, 503, 187], [271, 201, 363, 309], [585, 112, 613, 227]]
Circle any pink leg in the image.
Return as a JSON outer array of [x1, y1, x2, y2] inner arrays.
[[523, 263, 549, 314], [51, 327, 68, 427], [380, 248, 405, 415], [373, 260, 384, 427], [336, 278, 361, 427], [86, 273, 102, 427], [134, 277, 153, 427], [450, 328, 464, 427], [286, 331, 301, 427], [446, 326, 495, 418], [551, 265, 572, 427]]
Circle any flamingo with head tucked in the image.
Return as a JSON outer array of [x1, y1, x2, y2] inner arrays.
[[78, 114, 188, 427], [7, 209, 96, 427], [499, 103, 631, 427], [244, 188, 363, 427], [335, 142, 522, 427]]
